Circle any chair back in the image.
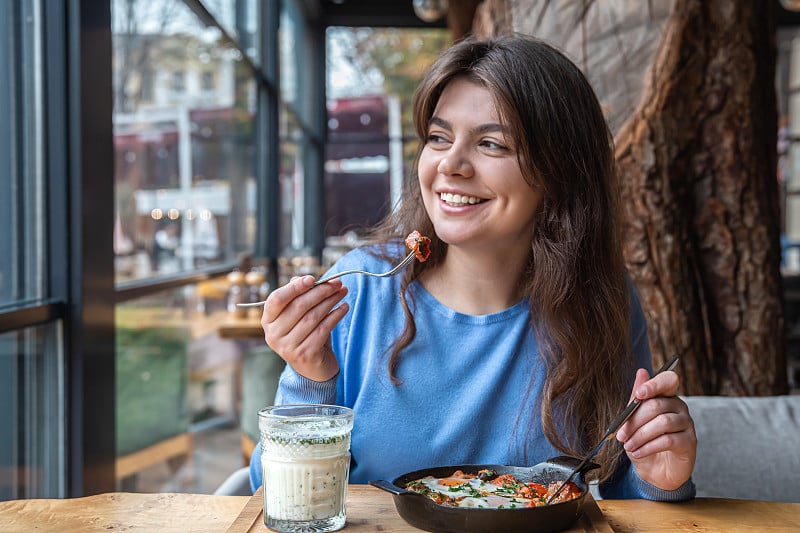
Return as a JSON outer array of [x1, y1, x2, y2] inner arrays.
[[684, 395, 800, 503]]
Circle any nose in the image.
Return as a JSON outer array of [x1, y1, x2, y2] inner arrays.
[[436, 145, 473, 177]]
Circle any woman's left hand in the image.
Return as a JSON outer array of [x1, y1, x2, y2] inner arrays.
[[615, 367, 697, 490]]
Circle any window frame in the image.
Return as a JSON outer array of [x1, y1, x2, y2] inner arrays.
[[0, 0, 442, 498], [0, 0, 281, 497]]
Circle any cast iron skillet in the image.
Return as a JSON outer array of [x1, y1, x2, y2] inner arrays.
[[369, 456, 598, 533]]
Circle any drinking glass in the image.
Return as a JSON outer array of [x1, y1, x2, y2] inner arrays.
[[258, 404, 354, 533]]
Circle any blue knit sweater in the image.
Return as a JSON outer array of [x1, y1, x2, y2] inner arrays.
[[250, 244, 695, 501]]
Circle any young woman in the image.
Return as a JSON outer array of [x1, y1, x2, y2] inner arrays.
[[251, 34, 696, 500]]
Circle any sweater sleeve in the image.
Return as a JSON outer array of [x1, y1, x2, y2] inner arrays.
[[274, 364, 337, 405], [598, 453, 696, 500], [270, 247, 376, 408], [250, 365, 337, 494], [597, 280, 696, 501]]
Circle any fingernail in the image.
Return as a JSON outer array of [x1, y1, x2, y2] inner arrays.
[[636, 387, 647, 398], [302, 276, 314, 287], [630, 450, 641, 458], [616, 430, 626, 441]]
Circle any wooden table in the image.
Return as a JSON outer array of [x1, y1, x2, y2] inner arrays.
[[1, 485, 798, 533], [215, 310, 265, 340]]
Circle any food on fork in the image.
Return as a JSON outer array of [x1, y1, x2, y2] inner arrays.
[[405, 230, 431, 262]]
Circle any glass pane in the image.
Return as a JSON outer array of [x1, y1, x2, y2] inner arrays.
[[323, 27, 450, 242], [278, 107, 303, 255], [199, 0, 260, 64], [115, 281, 280, 493], [0, 0, 46, 305], [279, 3, 299, 108], [0, 322, 65, 500], [112, 0, 257, 283], [782, 32, 800, 275], [325, 94, 392, 238]]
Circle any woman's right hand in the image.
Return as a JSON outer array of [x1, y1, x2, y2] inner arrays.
[[261, 275, 349, 382]]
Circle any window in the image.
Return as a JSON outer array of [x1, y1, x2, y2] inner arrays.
[[275, 1, 325, 262], [109, 0, 279, 493], [113, 0, 257, 284], [0, 325, 65, 500], [323, 27, 450, 243], [0, 0, 447, 500], [2, 0, 280, 499], [777, 27, 800, 389], [0, 1, 46, 306], [172, 70, 185, 92], [201, 71, 214, 91], [0, 0, 66, 499]]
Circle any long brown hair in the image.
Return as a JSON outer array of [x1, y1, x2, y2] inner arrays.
[[369, 34, 633, 482]]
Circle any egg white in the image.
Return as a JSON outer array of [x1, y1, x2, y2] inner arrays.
[[418, 476, 533, 508]]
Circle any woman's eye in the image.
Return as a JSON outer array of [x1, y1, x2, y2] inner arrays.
[[426, 133, 449, 145], [481, 138, 508, 151]]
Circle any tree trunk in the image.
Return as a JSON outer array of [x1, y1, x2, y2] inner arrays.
[[615, 0, 786, 395]]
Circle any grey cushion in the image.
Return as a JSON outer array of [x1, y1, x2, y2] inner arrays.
[[683, 395, 800, 502], [213, 466, 251, 496]]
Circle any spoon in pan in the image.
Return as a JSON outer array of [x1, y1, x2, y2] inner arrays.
[[546, 354, 681, 504]]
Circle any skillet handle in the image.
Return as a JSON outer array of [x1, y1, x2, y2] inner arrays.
[[368, 479, 413, 496], [542, 455, 600, 475], [577, 458, 600, 475]]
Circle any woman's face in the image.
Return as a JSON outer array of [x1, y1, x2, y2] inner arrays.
[[418, 77, 542, 256]]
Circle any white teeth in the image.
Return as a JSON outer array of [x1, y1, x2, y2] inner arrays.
[[440, 192, 482, 206]]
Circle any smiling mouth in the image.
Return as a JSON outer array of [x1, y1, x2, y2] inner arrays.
[[439, 192, 485, 207]]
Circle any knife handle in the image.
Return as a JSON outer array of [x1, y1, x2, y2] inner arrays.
[[604, 354, 680, 440]]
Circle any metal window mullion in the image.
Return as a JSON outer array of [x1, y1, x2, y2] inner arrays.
[[65, 0, 116, 497], [42, 0, 68, 310], [304, 18, 325, 254], [255, 0, 280, 287], [21, 0, 46, 304], [39, 0, 71, 500], [22, 327, 36, 497], [182, 0, 275, 93], [0, 0, 15, 305]]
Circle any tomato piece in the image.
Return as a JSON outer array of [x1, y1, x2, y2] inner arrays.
[[404, 230, 432, 262], [489, 474, 516, 486], [544, 480, 582, 503], [526, 482, 548, 498], [404, 230, 422, 250]]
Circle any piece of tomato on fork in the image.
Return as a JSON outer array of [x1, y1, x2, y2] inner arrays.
[[405, 230, 431, 262]]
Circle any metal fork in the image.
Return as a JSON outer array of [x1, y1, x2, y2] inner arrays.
[[236, 251, 417, 308]]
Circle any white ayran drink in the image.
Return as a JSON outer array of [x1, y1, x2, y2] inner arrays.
[[259, 405, 354, 533]]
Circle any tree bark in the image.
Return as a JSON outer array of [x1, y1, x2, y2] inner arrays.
[[615, 0, 786, 394]]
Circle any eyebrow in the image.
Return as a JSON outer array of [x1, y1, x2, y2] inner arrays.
[[428, 116, 510, 136]]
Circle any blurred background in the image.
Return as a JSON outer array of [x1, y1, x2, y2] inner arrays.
[[2, 0, 800, 501]]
